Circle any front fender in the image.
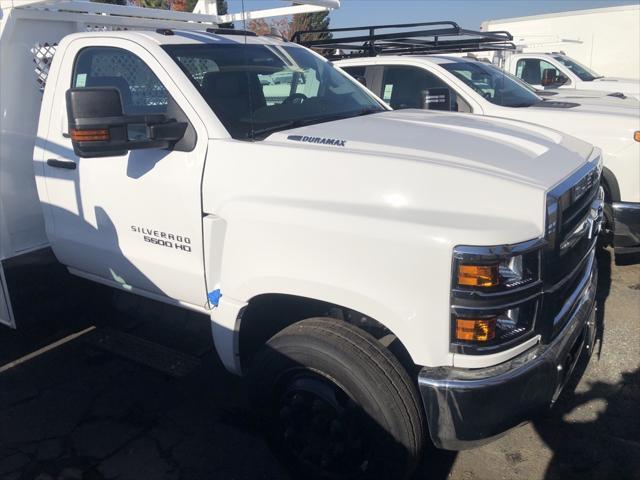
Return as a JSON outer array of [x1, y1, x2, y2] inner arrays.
[[205, 200, 542, 375], [202, 139, 545, 375]]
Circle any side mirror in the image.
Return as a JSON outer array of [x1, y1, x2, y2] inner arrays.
[[422, 88, 451, 111], [541, 68, 558, 87], [66, 87, 187, 158]]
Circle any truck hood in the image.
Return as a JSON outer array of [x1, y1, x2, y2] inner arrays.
[[494, 101, 638, 157], [541, 89, 640, 109], [586, 77, 640, 98], [550, 100, 640, 116], [266, 109, 592, 190]]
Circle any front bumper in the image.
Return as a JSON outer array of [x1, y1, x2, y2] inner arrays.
[[418, 251, 598, 450], [612, 201, 640, 254]]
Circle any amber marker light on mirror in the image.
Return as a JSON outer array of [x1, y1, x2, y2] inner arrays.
[[455, 317, 496, 342], [457, 264, 499, 287], [70, 128, 110, 142], [634, 131, 640, 142]]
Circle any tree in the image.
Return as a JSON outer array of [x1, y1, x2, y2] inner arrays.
[[247, 18, 271, 36], [142, 0, 165, 7], [248, 11, 332, 42], [170, 0, 198, 11], [248, 17, 289, 37], [127, 0, 166, 7], [290, 11, 331, 42], [92, 0, 128, 4]]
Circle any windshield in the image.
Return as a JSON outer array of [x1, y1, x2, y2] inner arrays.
[[552, 55, 602, 81], [163, 43, 384, 140], [440, 60, 542, 107]]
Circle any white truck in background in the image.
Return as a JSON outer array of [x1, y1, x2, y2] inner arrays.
[[481, 4, 640, 80], [497, 51, 640, 101], [1, 3, 604, 479], [314, 22, 639, 258], [448, 51, 640, 107]]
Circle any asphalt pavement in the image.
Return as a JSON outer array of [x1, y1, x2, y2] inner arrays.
[[0, 247, 638, 480]]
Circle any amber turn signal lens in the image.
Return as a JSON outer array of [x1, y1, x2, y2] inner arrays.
[[634, 131, 640, 142], [457, 264, 499, 287], [455, 318, 496, 342], [70, 128, 110, 142]]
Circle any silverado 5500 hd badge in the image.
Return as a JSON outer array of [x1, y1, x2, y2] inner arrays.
[[287, 135, 347, 147], [130, 226, 192, 253]]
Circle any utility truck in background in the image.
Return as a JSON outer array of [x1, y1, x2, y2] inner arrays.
[[1, 3, 605, 479], [481, 4, 640, 80], [497, 51, 640, 101], [311, 22, 639, 258]]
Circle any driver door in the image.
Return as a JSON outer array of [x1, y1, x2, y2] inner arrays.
[[37, 39, 209, 308]]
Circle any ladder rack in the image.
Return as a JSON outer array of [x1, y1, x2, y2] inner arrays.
[[1, 0, 340, 27], [292, 21, 515, 60]]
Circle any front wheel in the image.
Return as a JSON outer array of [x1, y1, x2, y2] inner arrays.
[[247, 318, 425, 480]]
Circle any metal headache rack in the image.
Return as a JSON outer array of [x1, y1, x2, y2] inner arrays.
[[291, 21, 515, 59]]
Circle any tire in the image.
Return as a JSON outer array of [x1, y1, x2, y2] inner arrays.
[[247, 317, 425, 480]]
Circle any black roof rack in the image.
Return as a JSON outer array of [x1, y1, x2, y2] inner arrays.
[[291, 21, 515, 60], [206, 28, 257, 37]]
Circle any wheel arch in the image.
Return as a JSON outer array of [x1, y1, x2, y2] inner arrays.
[[236, 293, 419, 378]]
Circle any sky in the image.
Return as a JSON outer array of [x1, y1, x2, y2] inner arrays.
[[227, 0, 639, 30]]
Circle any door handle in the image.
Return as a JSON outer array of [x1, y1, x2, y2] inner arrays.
[[47, 159, 76, 170]]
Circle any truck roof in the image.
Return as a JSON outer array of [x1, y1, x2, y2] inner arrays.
[[62, 29, 291, 47], [337, 55, 477, 65]]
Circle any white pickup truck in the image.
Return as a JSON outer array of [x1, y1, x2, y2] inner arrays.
[[335, 55, 639, 256], [500, 52, 640, 100], [1, 3, 604, 479]]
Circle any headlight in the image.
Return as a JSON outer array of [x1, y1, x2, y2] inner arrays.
[[453, 243, 541, 291], [451, 239, 544, 353]]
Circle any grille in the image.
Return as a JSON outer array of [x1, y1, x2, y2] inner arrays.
[[541, 159, 601, 340], [545, 161, 600, 285]]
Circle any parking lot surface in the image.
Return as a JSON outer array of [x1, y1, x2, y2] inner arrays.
[[0, 249, 638, 480]]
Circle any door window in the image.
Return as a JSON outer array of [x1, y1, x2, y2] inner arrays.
[[341, 65, 368, 86], [341, 66, 366, 78], [515, 58, 560, 85], [380, 66, 470, 112], [72, 47, 168, 114]]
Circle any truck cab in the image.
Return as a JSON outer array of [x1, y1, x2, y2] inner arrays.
[[1, 6, 605, 479], [504, 52, 640, 100]]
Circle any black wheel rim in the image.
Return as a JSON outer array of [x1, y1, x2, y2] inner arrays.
[[274, 369, 372, 479]]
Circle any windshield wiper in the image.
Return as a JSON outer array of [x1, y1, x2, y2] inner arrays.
[[249, 120, 304, 139], [249, 108, 384, 140]]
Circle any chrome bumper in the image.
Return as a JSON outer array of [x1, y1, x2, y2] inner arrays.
[[418, 251, 598, 451]]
